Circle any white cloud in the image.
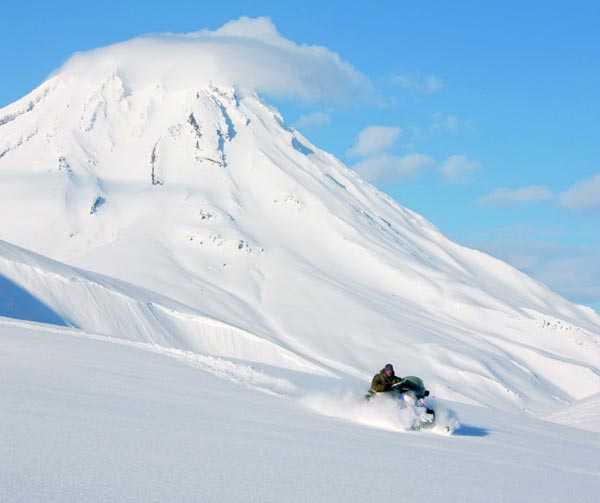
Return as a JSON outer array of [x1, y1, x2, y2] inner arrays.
[[391, 73, 444, 94], [353, 153, 434, 183], [558, 173, 600, 210], [292, 111, 331, 130], [347, 126, 402, 157], [477, 186, 554, 206], [431, 112, 473, 133], [439, 155, 482, 183], [57, 17, 371, 103], [348, 126, 437, 183]]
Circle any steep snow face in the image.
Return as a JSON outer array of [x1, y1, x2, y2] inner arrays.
[[1, 34, 599, 415]]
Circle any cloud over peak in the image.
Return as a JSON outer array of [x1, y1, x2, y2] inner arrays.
[[57, 17, 371, 103]]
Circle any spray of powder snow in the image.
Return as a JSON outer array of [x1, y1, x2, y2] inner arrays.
[[425, 398, 461, 434], [301, 390, 460, 434]]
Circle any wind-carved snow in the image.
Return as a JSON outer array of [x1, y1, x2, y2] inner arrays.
[[80, 73, 130, 132], [0, 128, 38, 160], [1, 317, 297, 396], [0, 240, 330, 375], [145, 91, 240, 179], [0, 82, 54, 127], [0, 103, 36, 127], [190, 88, 239, 168]]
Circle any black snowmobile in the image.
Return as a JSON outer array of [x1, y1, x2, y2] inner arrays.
[[368, 376, 436, 430]]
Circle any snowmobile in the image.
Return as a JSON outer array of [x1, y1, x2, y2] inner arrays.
[[367, 376, 436, 430], [390, 376, 436, 429]]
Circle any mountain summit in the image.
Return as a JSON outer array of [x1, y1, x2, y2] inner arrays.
[[1, 21, 599, 415]]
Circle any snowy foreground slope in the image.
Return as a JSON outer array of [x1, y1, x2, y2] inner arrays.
[[2, 320, 600, 503]]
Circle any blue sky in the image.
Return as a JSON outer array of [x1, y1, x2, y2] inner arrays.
[[1, 0, 599, 311]]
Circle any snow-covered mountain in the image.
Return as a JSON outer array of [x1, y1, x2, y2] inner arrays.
[[1, 22, 599, 420]]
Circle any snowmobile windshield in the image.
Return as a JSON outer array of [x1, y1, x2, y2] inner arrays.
[[392, 376, 427, 399]]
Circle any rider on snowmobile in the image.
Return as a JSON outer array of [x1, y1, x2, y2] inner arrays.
[[369, 363, 402, 394]]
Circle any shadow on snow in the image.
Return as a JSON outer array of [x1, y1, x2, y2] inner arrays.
[[453, 424, 490, 437], [0, 274, 68, 326]]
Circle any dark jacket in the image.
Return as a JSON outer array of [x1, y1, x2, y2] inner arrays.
[[370, 368, 402, 393]]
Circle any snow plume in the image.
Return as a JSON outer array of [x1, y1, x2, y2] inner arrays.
[[301, 391, 459, 433], [425, 398, 461, 434], [56, 17, 370, 103]]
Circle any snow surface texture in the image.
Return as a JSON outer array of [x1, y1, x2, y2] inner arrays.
[[2, 321, 600, 503], [545, 393, 600, 433]]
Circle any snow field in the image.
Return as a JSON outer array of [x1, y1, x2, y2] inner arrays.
[[2, 321, 600, 503]]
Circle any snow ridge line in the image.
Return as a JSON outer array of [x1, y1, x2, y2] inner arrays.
[[0, 317, 297, 396], [0, 243, 332, 375]]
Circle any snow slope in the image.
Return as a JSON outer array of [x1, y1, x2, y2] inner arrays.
[[1, 21, 599, 418], [0, 239, 326, 376], [546, 393, 600, 434], [2, 232, 599, 417], [2, 320, 600, 503]]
